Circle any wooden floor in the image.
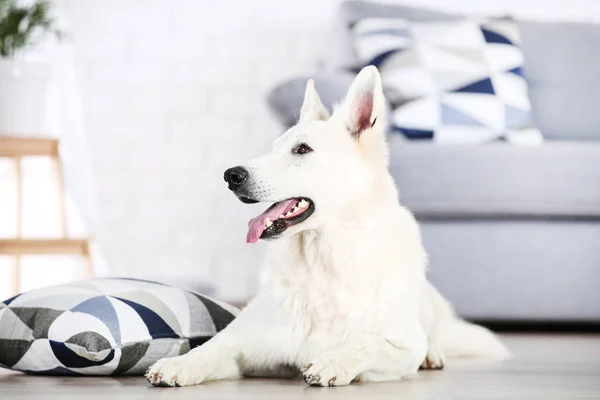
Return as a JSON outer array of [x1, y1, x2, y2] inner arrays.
[[1, 334, 599, 400]]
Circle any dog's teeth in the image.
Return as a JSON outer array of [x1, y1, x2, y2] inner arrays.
[[299, 199, 308, 208], [265, 218, 273, 228], [286, 211, 293, 217], [280, 214, 285, 219]]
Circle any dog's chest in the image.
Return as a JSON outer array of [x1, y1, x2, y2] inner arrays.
[[274, 259, 383, 335], [264, 233, 399, 340]]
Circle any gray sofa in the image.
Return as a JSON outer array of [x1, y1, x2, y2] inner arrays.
[[268, 1, 600, 322]]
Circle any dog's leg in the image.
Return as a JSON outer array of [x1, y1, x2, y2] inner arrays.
[[419, 282, 452, 370], [146, 294, 295, 387], [145, 298, 260, 387], [146, 329, 242, 387], [301, 334, 424, 387]]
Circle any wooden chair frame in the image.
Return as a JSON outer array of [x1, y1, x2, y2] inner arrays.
[[0, 136, 93, 295]]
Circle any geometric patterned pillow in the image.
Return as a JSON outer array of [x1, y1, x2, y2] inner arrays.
[[351, 17, 543, 145], [0, 278, 238, 375]]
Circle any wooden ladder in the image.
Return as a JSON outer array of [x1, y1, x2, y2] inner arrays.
[[0, 136, 93, 295]]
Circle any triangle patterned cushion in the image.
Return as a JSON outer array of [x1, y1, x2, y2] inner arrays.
[[351, 17, 543, 144], [0, 278, 239, 375]]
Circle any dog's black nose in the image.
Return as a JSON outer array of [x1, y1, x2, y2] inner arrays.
[[224, 166, 248, 188]]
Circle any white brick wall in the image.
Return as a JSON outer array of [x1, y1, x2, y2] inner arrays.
[[64, 0, 600, 301], [66, 0, 338, 301]]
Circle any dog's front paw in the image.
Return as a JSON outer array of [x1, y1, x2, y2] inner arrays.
[[146, 356, 204, 387], [301, 359, 352, 387]]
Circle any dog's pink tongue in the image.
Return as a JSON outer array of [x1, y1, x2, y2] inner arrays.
[[246, 199, 297, 244]]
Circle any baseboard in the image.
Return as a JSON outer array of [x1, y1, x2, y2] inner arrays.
[[471, 319, 600, 333]]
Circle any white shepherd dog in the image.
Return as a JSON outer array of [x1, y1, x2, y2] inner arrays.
[[146, 66, 509, 388]]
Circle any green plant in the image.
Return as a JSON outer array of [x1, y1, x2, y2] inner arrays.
[[0, 0, 62, 58]]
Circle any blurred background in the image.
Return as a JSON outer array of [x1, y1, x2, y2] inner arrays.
[[1, 0, 599, 326]]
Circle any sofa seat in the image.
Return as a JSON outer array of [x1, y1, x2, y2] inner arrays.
[[389, 140, 600, 218], [421, 219, 600, 321]]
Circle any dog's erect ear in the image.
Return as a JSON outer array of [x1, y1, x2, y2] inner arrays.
[[299, 79, 330, 122], [340, 66, 385, 139]]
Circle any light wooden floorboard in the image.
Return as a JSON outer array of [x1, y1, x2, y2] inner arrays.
[[1, 334, 599, 399]]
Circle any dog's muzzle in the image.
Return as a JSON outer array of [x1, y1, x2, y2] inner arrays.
[[222, 166, 316, 244]]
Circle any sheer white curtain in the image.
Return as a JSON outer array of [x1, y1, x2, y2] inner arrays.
[[0, 1, 106, 301]]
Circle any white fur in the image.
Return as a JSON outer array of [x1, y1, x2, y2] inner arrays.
[[146, 66, 510, 388]]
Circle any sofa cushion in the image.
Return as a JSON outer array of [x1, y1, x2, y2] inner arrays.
[[350, 16, 541, 145], [329, 2, 600, 141], [518, 21, 600, 141], [389, 140, 600, 217]]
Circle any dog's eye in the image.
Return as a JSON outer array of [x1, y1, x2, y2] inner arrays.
[[292, 143, 312, 155]]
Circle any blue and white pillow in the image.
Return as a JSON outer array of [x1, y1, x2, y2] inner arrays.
[[351, 17, 542, 144], [0, 278, 238, 375]]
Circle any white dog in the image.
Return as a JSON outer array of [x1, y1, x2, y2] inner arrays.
[[146, 66, 509, 387]]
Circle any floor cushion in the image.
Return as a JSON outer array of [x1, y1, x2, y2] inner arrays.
[[0, 278, 238, 375]]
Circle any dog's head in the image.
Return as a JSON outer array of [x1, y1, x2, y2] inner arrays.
[[224, 66, 389, 243]]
